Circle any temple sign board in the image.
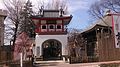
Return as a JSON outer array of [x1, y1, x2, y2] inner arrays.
[[112, 14, 120, 48]]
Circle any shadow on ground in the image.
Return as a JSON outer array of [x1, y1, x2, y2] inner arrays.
[[34, 62, 60, 67]]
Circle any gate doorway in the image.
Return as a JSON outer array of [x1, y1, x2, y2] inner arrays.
[[42, 39, 62, 60]]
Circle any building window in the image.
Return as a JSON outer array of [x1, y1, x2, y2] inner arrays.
[[42, 25, 46, 29], [49, 25, 54, 29], [57, 25, 61, 29]]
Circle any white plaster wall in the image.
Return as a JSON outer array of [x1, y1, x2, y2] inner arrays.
[[35, 34, 68, 57]]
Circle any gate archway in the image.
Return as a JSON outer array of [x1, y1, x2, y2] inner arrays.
[[42, 39, 62, 60]]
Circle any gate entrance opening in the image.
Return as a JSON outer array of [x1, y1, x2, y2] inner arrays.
[[42, 39, 62, 60]]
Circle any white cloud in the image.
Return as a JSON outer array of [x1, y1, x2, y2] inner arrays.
[[31, 0, 92, 14], [31, 0, 91, 14], [0, 0, 93, 12], [68, 0, 93, 13], [0, 0, 5, 9], [31, 0, 50, 7]]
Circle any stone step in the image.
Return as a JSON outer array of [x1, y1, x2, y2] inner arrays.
[[35, 56, 43, 61]]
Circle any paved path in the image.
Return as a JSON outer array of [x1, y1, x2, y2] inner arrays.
[[35, 60, 120, 67], [35, 60, 100, 67]]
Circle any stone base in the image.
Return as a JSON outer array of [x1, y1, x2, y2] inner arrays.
[[62, 55, 69, 63]]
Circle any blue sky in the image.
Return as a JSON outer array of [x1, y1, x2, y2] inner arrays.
[[0, 0, 97, 30], [67, 0, 96, 29]]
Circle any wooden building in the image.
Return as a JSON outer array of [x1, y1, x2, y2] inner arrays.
[[81, 14, 120, 62]]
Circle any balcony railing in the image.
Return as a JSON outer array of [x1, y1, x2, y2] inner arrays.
[[37, 28, 67, 35]]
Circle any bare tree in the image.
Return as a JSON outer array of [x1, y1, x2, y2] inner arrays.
[[88, 0, 117, 34], [47, 0, 68, 10], [68, 28, 87, 63], [89, 0, 120, 20], [4, 0, 35, 46], [34, 0, 68, 15], [14, 32, 32, 61], [3, 0, 26, 47]]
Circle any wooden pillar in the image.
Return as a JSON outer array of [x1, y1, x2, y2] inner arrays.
[[55, 24, 56, 32], [0, 46, 2, 62], [39, 20, 41, 32], [62, 20, 64, 32], [47, 24, 49, 32]]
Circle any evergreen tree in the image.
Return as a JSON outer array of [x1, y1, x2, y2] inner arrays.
[[19, 0, 35, 38]]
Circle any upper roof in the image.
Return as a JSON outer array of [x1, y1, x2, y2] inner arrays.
[[31, 9, 72, 18], [31, 9, 72, 25], [81, 15, 112, 33], [43, 10, 59, 12]]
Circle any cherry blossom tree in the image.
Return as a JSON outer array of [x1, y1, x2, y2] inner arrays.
[[14, 32, 32, 61]]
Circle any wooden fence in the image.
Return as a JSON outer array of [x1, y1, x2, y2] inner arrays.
[[97, 32, 120, 62], [0, 60, 33, 67]]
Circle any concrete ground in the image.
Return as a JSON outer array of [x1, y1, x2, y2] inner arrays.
[[34, 60, 120, 67], [34, 60, 100, 67]]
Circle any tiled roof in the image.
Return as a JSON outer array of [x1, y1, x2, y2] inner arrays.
[[81, 15, 112, 33]]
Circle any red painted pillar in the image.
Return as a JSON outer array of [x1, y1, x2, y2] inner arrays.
[[47, 23, 49, 32], [62, 20, 64, 32], [39, 20, 41, 33]]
